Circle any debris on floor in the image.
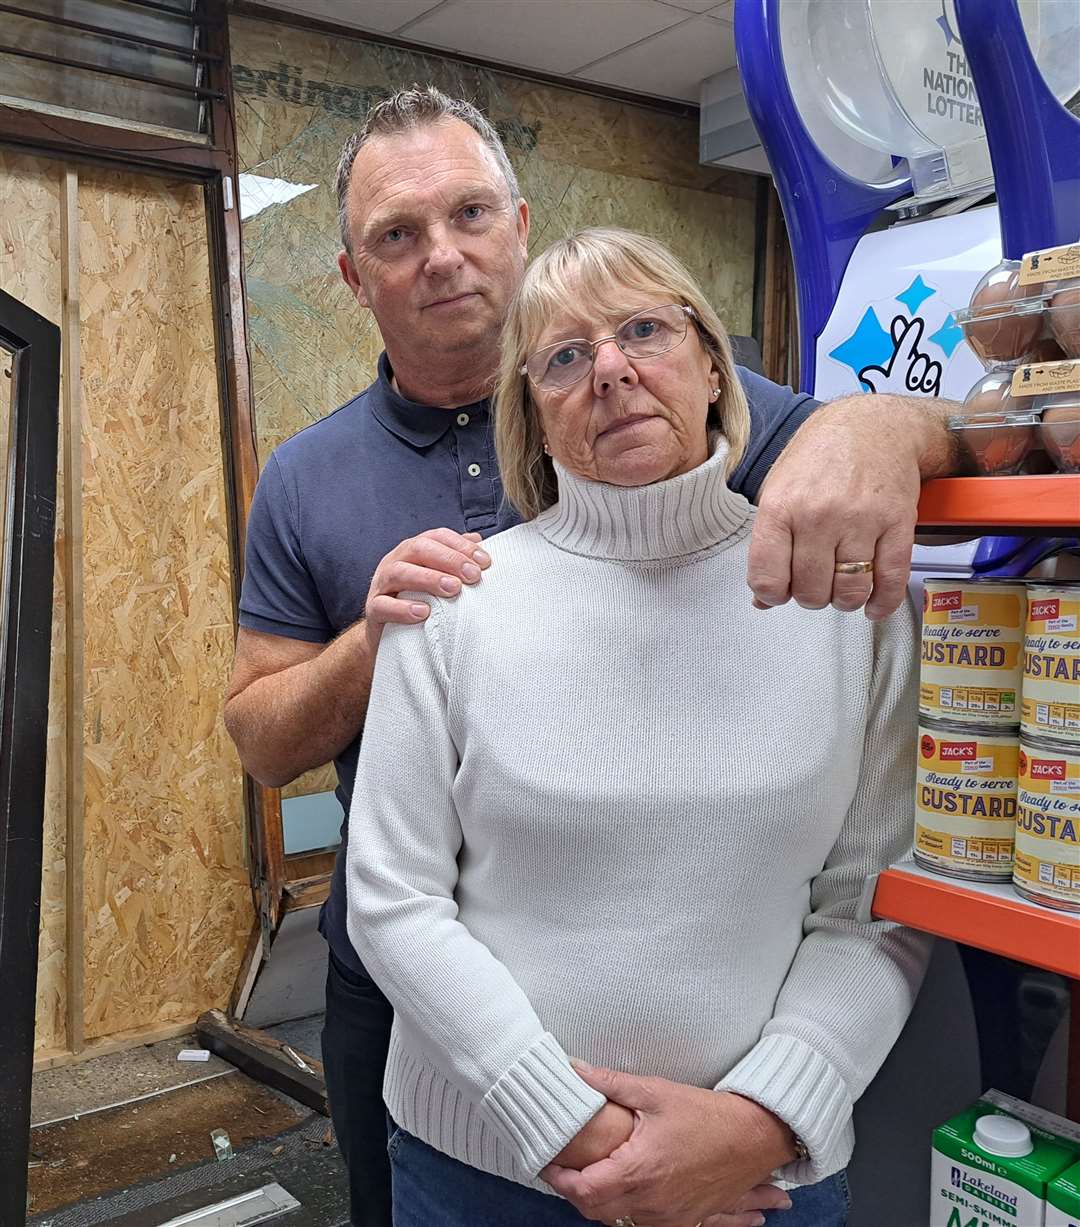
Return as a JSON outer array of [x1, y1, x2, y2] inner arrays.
[[27, 1070, 306, 1215]]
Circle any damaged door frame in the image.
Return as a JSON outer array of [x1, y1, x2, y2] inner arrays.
[[0, 288, 61, 1227]]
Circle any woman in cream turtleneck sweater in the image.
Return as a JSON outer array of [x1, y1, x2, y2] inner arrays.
[[346, 229, 929, 1227]]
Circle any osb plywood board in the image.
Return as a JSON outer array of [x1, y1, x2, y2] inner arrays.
[[76, 168, 252, 1040], [230, 15, 757, 459], [0, 150, 69, 1052], [282, 762, 337, 800]]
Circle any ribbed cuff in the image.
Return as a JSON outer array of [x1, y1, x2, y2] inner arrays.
[[482, 1032, 607, 1176], [716, 1034, 853, 1183]]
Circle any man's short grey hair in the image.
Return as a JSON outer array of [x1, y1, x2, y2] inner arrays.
[[334, 85, 522, 252]]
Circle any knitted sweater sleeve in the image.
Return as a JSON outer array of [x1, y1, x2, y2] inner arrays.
[[716, 600, 932, 1181], [344, 599, 606, 1177]]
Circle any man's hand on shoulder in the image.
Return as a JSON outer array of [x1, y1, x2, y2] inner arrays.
[[748, 393, 958, 621], [364, 528, 491, 647]]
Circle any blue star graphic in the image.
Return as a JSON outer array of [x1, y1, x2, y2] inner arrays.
[[937, 9, 956, 46], [897, 275, 937, 316], [829, 308, 894, 390], [928, 313, 964, 358]]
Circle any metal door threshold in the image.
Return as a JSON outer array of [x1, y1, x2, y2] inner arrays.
[[157, 1184, 299, 1227]]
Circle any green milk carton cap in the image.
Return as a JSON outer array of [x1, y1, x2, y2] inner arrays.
[[1047, 1159, 1080, 1226]]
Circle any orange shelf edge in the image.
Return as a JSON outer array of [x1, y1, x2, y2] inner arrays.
[[872, 865, 1080, 979], [917, 474, 1080, 529]]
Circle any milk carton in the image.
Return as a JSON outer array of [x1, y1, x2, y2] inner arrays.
[[1047, 1160, 1080, 1227], [931, 1091, 1080, 1227]]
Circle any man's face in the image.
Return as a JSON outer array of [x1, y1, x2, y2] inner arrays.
[[339, 119, 529, 365]]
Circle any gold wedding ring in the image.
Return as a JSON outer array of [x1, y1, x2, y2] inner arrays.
[[834, 560, 874, 575]]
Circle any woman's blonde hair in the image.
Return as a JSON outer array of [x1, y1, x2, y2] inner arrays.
[[495, 227, 751, 520]]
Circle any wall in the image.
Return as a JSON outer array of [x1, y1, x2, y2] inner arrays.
[[0, 151, 253, 1057], [230, 13, 759, 806]]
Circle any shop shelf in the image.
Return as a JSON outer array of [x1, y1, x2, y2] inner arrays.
[[871, 858, 1080, 979], [917, 474, 1080, 531]]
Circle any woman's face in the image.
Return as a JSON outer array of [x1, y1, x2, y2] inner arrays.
[[528, 294, 721, 488]]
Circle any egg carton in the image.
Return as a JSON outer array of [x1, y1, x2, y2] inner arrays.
[[956, 244, 1080, 370]]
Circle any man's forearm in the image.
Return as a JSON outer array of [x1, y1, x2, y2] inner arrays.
[[225, 621, 376, 787], [827, 392, 963, 479]]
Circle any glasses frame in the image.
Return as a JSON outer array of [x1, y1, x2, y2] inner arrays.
[[521, 303, 696, 390]]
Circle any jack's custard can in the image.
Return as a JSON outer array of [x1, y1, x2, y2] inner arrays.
[[914, 720, 1019, 881], [1014, 735, 1080, 912], [1022, 583, 1080, 744], [920, 579, 1025, 725]]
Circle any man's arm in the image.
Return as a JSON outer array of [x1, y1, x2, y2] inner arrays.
[[748, 393, 961, 620], [225, 527, 490, 787], [224, 625, 372, 788]]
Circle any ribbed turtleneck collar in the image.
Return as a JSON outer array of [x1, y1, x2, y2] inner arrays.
[[537, 437, 753, 562]]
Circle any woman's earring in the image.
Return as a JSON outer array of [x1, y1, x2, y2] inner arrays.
[[542, 440, 551, 455], [710, 388, 720, 401]]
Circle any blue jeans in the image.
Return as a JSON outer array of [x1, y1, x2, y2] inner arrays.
[[322, 952, 395, 1227], [389, 1124, 850, 1227]]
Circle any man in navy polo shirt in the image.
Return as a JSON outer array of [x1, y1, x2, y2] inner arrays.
[[225, 89, 960, 1227]]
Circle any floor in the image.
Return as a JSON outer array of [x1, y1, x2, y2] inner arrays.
[[27, 1015, 350, 1227]]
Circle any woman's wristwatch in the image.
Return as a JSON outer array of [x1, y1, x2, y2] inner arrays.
[[791, 1133, 810, 1163]]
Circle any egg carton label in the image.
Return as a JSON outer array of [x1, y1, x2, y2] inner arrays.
[[1019, 241, 1080, 286], [1012, 360, 1080, 398]]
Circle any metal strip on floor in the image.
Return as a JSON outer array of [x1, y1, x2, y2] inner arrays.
[[157, 1183, 299, 1227], [29, 1114, 347, 1227]]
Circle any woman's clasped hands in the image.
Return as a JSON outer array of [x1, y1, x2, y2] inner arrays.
[[543, 1063, 795, 1227]]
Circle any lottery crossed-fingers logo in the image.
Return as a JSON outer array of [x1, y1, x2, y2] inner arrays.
[[828, 274, 965, 399]]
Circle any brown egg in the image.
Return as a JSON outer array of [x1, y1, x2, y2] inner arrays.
[[961, 370, 1017, 418], [1039, 399, 1080, 473], [1022, 336, 1067, 364], [968, 421, 1034, 474], [962, 262, 1044, 364], [950, 404, 1035, 475], [1048, 281, 1080, 359]]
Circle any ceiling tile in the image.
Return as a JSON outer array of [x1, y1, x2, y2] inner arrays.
[[578, 14, 736, 103], [245, 0, 444, 35], [397, 0, 685, 75]]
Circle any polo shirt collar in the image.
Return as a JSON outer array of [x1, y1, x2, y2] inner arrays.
[[370, 352, 488, 447]]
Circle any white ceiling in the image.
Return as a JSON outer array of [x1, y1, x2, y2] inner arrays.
[[242, 0, 737, 105]]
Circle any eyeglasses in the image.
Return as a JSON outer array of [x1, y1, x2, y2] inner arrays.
[[521, 304, 695, 391]]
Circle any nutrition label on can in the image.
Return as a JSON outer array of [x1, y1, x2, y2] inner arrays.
[[916, 825, 1014, 866], [924, 685, 1017, 716], [1021, 698, 1080, 736]]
